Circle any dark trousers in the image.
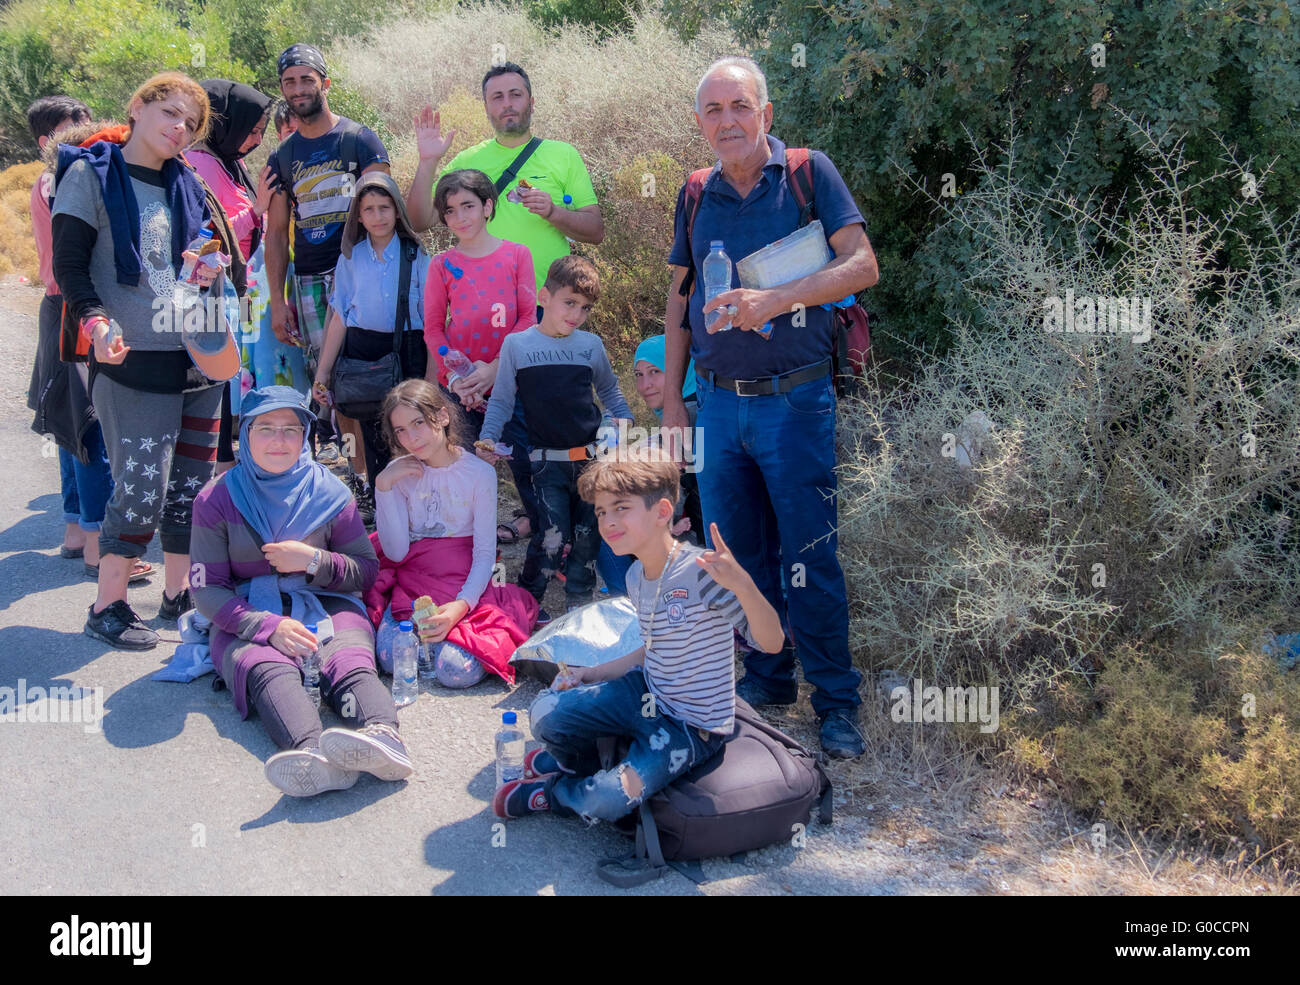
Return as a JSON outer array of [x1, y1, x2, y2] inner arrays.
[[455, 398, 544, 589], [341, 325, 429, 481], [524, 457, 599, 600], [247, 661, 397, 751]]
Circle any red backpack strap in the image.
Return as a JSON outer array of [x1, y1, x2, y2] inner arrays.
[[785, 147, 816, 226], [677, 166, 715, 299]]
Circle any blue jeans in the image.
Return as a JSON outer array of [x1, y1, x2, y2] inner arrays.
[[596, 539, 634, 595], [523, 458, 598, 600], [57, 422, 113, 531], [529, 669, 728, 822], [694, 369, 861, 716]]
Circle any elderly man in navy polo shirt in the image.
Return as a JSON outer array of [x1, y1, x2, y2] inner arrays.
[[661, 56, 879, 758]]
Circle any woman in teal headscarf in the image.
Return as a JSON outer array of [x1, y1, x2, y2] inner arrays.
[[596, 335, 705, 595]]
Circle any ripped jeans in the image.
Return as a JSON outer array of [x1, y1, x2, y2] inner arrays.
[[529, 668, 728, 823], [521, 457, 599, 600]]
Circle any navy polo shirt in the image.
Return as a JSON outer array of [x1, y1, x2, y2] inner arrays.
[[667, 135, 865, 379]]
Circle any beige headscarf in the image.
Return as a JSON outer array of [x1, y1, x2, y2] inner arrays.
[[340, 171, 422, 259]]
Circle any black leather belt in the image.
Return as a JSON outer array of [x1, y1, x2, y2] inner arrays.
[[698, 359, 831, 397]]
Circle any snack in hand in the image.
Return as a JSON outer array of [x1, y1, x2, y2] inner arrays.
[[505, 178, 534, 204], [412, 595, 439, 625], [474, 439, 513, 457], [553, 661, 578, 691]]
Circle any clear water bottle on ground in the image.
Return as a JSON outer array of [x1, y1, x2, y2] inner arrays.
[[495, 712, 525, 787], [418, 640, 436, 680], [703, 241, 733, 331], [301, 622, 321, 712], [438, 345, 475, 384], [392, 620, 418, 707]]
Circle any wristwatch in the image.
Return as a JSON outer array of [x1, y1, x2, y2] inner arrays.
[[306, 549, 322, 576]]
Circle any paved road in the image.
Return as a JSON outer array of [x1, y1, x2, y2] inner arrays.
[[0, 281, 895, 895]]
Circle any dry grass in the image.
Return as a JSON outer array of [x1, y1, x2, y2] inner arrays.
[[0, 160, 42, 281]]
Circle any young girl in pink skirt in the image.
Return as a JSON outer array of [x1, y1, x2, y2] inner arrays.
[[365, 379, 538, 686]]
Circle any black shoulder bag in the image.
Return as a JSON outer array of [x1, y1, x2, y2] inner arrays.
[[494, 137, 543, 194], [331, 238, 417, 419]]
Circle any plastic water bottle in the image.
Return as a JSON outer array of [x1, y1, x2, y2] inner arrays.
[[495, 712, 525, 787], [703, 241, 733, 331], [418, 639, 437, 680], [172, 228, 215, 310], [438, 345, 475, 384], [104, 318, 124, 352], [598, 410, 618, 454], [301, 623, 321, 711], [392, 620, 418, 707]]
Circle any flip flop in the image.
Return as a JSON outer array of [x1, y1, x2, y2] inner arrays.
[[84, 559, 154, 583], [60, 545, 84, 559]]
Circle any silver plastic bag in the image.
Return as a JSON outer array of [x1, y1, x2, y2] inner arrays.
[[510, 597, 643, 685]]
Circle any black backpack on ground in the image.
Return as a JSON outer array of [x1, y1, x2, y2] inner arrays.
[[596, 697, 833, 888]]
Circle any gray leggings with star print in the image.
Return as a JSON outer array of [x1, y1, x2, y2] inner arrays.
[[91, 374, 223, 559]]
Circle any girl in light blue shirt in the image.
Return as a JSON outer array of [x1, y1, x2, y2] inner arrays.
[[314, 173, 431, 489]]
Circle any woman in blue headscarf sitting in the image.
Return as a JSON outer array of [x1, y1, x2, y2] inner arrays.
[[190, 386, 413, 797]]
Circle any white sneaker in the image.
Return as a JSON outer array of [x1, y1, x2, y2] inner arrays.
[[265, 748, 359, 797], [319, 723, 414, 782], [316, 442, 341, 465]]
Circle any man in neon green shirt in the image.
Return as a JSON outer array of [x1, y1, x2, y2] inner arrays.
[[405, 62, 604, 286]]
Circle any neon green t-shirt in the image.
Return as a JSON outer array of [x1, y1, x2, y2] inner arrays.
[[443, 137, 598, 287]]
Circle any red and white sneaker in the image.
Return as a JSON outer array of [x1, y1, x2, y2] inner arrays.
[[493, 779, 551, 819], [523, 747, 561, 780]]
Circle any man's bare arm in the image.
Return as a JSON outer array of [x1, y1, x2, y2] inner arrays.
[[661, 264, 694, 449], [545, 202, 604, 245], [264, 190, 293, 343], [405, 154, 442, 232]]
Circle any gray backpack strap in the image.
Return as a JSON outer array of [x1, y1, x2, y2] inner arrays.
[[597, 803, 670, 888], [338, 119, 363, 177]]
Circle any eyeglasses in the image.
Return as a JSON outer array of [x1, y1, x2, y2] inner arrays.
[[249, 425, 306, 441]]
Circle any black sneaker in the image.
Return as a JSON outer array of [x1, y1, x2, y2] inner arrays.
[[819, 708, 866, 759], [344, 471, 376, 528], [736, 674, 798, 707], [159, 588, 193, 622], [85, 600, 159, 651]]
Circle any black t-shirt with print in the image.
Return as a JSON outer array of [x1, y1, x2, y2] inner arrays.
[[278, 118, 388, 275]]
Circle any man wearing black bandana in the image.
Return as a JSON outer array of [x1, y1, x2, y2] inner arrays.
[[263, 43, 390, 481]]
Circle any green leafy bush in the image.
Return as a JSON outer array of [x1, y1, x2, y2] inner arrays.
[[0, 0, 420, 165], [706, 0, 1300, 370]]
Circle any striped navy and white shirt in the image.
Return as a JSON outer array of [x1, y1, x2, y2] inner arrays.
[[627, 543, 757, 734]]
